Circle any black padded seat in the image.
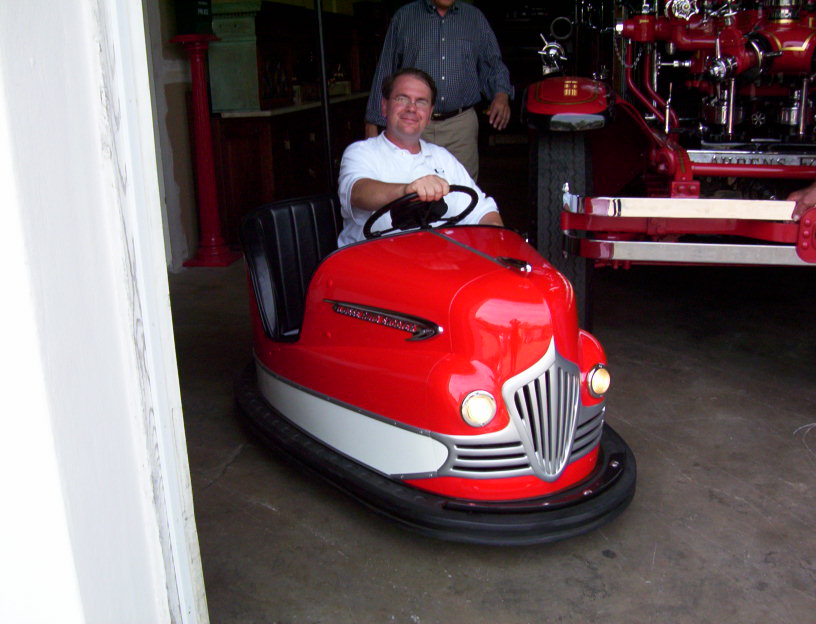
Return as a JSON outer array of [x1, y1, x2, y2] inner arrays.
[[240, 194, 342, 341]]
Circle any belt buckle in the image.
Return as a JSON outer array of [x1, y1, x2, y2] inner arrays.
[[433, 107, 458, 121]]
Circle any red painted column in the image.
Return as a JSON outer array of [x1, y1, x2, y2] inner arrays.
[[172, 34, 240, 267]]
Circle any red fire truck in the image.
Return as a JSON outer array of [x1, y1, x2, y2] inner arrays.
[[525, 0, 816, 326]]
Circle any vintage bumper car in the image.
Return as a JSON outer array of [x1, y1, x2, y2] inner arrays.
[[235, 188, 636, 545]]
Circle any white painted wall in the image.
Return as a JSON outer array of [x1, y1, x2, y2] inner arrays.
[[0, 1, 207, 622]]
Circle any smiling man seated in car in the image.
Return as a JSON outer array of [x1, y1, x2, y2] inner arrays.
[[337, 68, 503, 247]]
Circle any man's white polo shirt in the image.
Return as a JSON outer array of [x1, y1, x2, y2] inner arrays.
[[337, 133, 499, 247]]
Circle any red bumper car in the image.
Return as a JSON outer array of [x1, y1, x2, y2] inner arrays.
[[235, 189, 636, 545]]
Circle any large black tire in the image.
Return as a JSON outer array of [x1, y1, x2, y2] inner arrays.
[[531, 130, 594, 329]]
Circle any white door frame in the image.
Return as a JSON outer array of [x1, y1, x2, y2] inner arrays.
[[0, 0, 208, 620]]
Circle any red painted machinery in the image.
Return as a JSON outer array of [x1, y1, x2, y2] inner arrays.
[[235, 192, 636, 544], [525, 0, 816, 326]]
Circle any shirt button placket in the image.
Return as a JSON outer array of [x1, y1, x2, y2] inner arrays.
[[439, 22, 446, 104]]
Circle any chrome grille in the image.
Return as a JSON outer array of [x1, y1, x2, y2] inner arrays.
[[502, 342, 582, 481], [436, 425, 534, 479], [426, 342, 604, 482], [571, 405, 604, 457], [513, 363, 580, 478], [451, 440, 530, 476]]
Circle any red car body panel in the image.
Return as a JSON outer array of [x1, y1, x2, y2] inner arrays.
[[251, 227, 607, 501]]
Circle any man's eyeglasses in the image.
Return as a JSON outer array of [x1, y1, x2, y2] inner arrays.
[[391, 95, 432, 110]]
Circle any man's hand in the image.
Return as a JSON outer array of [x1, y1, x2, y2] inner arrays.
[[405, 175, 450, 202], [787, 181, 816, 221], [351, 175, 449, 212], [487, 93, 511, 130]]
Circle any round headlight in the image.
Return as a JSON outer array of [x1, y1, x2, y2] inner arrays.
[[461, 391, 497, 428], [588, 364, 611, 398]]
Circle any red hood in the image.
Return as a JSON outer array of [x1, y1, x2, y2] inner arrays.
[[305, 227, 580, 368], [259, 225, 585, 433]]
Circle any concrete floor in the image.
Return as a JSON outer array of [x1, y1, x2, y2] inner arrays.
[[169, 143, 816, 623]]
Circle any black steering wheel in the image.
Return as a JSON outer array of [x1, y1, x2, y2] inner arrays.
[[362, 185, 478, 239]]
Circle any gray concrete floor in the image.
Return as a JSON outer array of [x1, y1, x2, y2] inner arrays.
[[169, 143, 816, 624]]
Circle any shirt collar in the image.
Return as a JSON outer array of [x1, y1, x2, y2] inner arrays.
[[379, 132, 432, 159], [422, 0, 459, 15]]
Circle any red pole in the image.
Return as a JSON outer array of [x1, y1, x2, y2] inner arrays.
[[172, 34, 240, 267]]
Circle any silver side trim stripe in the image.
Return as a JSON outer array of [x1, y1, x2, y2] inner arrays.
[[256, 362, 449, 476]]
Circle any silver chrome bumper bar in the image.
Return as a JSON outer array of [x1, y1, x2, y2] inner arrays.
[[568, 237, 811, 266], [563, 190, 796, 221], [561, 186, 813, 266]]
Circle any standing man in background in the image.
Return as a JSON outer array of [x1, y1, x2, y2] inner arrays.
[[364, 0, 513, 181]]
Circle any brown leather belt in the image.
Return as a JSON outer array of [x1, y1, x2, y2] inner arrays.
[[431, 105, 473, 121]]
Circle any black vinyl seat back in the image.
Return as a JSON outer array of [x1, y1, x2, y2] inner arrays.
[[240, 194, 342, 341]]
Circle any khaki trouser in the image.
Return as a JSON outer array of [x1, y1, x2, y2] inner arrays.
[[422, 107, 479, 181]]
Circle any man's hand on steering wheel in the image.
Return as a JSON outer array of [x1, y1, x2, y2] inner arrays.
[[405, 175, 449, 203], [362, 183, 479, 239]]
